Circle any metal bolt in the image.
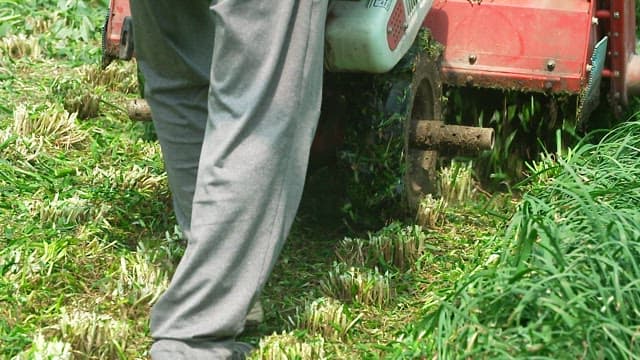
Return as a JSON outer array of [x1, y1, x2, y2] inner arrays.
[[613, 11, 621, 19], [614, 70, 621, 78], [403, 22, 409, 31], [592, 17, 599, 25], [546, 59, 556, 71], [466, 75, 474, 84], [387, 26, 393, 34], [468, 54, 477, 64], [586, 64, 593, 72]]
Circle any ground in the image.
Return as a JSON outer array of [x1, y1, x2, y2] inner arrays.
[[1, 1, 638, 359]]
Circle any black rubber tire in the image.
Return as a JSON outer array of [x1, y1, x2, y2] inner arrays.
[[119, 16, 134, 60]]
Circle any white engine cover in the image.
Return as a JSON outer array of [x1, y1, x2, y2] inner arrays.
[[325, 0, 434, 73]]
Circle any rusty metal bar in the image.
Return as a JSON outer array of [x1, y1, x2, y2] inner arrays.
[[410, 120, 494, 154], [126, 99, 152, 121]]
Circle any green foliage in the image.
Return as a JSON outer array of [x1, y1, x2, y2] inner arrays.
[[0, 3, 171, 356], [0, 0, 107, 61], [3, 0, 638, 358], [333, 43, 432, 228], [391, 120, 640, 359], [443, 87, 580, 187], [332, 71, 407, 228]]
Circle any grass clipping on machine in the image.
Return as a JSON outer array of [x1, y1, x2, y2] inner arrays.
[[395, 121, 640, 359]]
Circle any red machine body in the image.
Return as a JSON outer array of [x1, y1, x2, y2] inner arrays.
[[606, 0, 640, 109], [424, 0, 596, 94], [423, 0, 640, 112], [103, 0, 640, 113]]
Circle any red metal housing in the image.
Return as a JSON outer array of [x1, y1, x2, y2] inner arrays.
[[601, 0, 640, 109], [423, 0, 597, 94], [103, 0, 640, 113]]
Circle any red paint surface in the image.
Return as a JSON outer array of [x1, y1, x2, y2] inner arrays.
[[387, 0, 407, 51], [607, 0, 639, 106], [105, 0, 640, 111], [424, 0, 596, 94]]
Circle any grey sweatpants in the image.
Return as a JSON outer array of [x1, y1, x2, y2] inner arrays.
[[130, 1, 328, 358]]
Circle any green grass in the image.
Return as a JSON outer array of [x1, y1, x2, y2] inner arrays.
[[1, 1, 639, 359], [0, 1, 507, 358], [389, 120, 640, 359]]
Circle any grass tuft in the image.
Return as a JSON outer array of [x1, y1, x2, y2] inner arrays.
[[0, 129, 46, 161], [63, 90, 100, 119], [14, 333, 72, 360], [296, 297, 359, 340], [80, 62, 139, 94], [368, 223, 427, 272], [57, 308, 130, 359], [86, 164, 167, 195], [335, 237, 368, 268], [320, 264, 392, 307], [335, 223, 428, 272], [24, 16, 52, 34], [0, 34, 41, 59], [28, 193, 110, 226], [415, 194, 447, 229], [252, 331, 326, 360], [439, 160, 475, 204], [12, 103, 87, 149], [110, 244, 169, 309]]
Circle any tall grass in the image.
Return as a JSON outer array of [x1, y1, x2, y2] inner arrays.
[[392, 120, 640, 359]]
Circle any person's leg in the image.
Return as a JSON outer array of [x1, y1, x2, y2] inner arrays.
[[129, 1, 226, 357], [130, 0, 214, 238], [140, 0, 329, 359]]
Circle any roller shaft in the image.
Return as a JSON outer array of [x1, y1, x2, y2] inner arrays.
[[126, 99, 152, 121], [410, 120, 494, 154]]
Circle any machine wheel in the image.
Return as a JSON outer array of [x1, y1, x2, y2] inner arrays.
[[402, 49, 443, 212], [119, 16, 134, 60]]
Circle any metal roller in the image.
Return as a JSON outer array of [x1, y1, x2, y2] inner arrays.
[[409, 120, 494, 154]]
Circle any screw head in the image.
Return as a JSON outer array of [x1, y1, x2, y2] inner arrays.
[[613, 11, 621, 19], [546, 59, 556, 71], [468, 54, 477, 64]]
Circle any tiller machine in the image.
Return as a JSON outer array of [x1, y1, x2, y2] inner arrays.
[[103, 0, 640, 210]]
